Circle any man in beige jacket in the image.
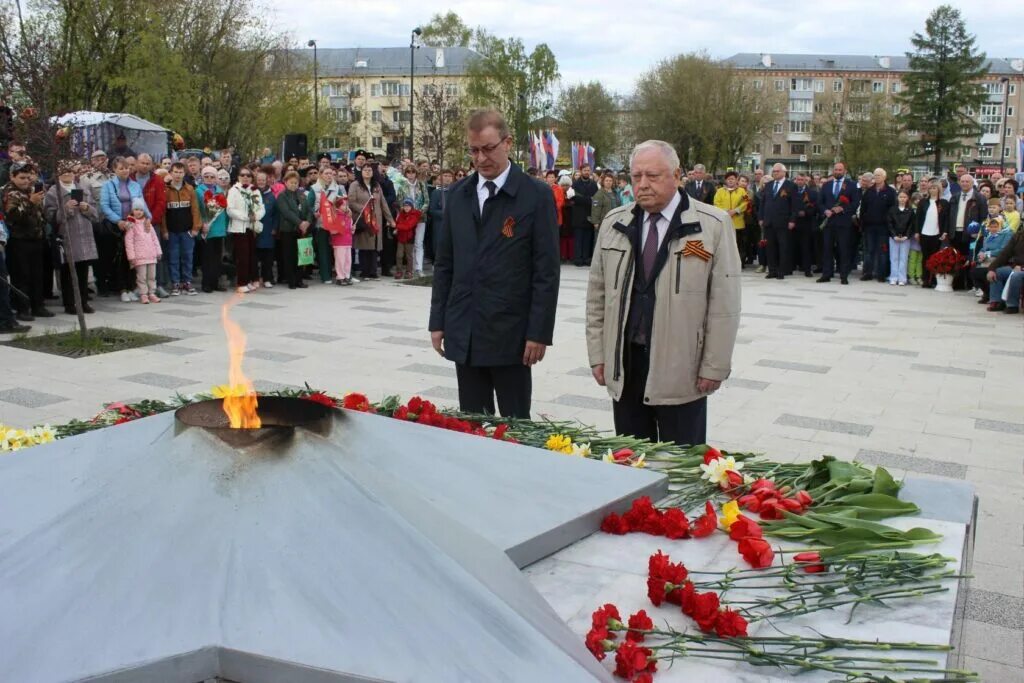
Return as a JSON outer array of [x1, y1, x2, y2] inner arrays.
[[585, 140, 741, 445]]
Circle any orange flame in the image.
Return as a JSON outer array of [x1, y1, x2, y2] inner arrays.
[[221, 295, 261, 429]]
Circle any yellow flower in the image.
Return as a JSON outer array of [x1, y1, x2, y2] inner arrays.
[[631, 453, 647, 468], [211, 384, 250, 399], [545, 434, 573, 454], [29, 425, 55, 445], [570, 442, 592, 458], [720, 500, 741, 530]]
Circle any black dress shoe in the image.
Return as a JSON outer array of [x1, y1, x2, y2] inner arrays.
[[777, 275, 785, 280], [0, 322, 31, 333], [32, 308, 55, 318], [82, 304, 95, 314], [214, 286, 227, 292], [876, 277, 886, 283], [804, 271, 813, 277], [765, 273, 775, 279], [840, 277, 849, 285], [16, 312, 35, 322], [859, 274, 872, 281], [296, 282, 308, 288], [977, 298, 990, 305], [816, 276, 831, 283]]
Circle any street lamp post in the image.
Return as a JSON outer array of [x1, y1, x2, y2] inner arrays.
[[1000, 77, 1010, 175], [308, 39, 318, 151], [409, 27, 421, 161]]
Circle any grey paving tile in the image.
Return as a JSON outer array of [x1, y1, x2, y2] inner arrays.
[[252, 379, 303, 393], [775, 413, 873, 436], [911, 363, 986, 379], [823, 316, 878, 326], [398, 363, 455, 378], [725, 378, 770, 391], [856, 449, 966, 479], [347, 296, 389, 303], [764, 301, 813, 309], [939, 319, 994, 328], [162, 297, 211, 306], [149, 328, 208, 339], [975, 419, 1024, 435], [420, 385, 460, 401], [992, 349, 1024, 358], [246, 349, 304, 363], [120, 372, 199, 389], [851, 345, 919, 357], [755, 359, 830, 374], [779, 323, 837, 334], [551, 393, 609, 411], [889, 309, 934, 317], [379, 336, 431, 348], [734, 336, 754, 344], [744, 312, 794, 321], [759, 293, 805, 300], [567, 367, 595, 377], [280, 332, 345, 342], [367, 323, 421, 332], [831, 295, 879, 303], [353, 305, 402, 313], [149, 344, 203, 356], [0, 387, 68, 408], [966, 588, 1024, 630], [238, 302, 285, 310], [155, 308, 202, 318], [870, 290, 909, 297]]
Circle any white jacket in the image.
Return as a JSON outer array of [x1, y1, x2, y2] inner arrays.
[[226, 184, 266, 234]]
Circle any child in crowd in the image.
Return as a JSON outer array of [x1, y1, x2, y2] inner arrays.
[[393, 198, 420, 280], [886, 190, 915, 286], [124, 200, 162, 303], [908, 192, 924, 285], [973, 217, 1013, 304], [330, 196, 355, 286], [1002, 197, 1020, 233]]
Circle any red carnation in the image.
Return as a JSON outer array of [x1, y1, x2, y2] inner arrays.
[[393, 405, 410, 420], [303, 391, 337, 407], [691, 591, 721, 632], [839, 195, 850, 204], [738, 536, 775, 568], [601, 512, 631, 535], [592, 603, 622, 630], [493, 423, 509, 440], [728, 514, 763, 541], [622, 497, 657, 529], [714, 608, 748, 638], [341, 392, 373, 412], [626, 610, 654, 643], [203, 189, 213, 202], [613, 640, 656, 679], [638, 510, 666, 536], [662, 507, 690, 539], [585, 626, 611, 660], [646, 576, 667, 606], [407, 396, 424, 413], [702, 446, 722, 465], [215, 194, 227, 208], [678, 581, 696, 613], [691, 501, 718, 538]]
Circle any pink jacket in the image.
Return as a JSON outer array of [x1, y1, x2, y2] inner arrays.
[[124, 218, 163, 265]]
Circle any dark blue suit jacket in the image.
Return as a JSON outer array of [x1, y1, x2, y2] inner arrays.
[[758, 178, 799, 227], [817, 177, 861, 228]]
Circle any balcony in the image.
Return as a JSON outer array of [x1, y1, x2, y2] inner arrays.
[[328, 96, 350, 109], [381, 121, 405, 134], [786, 132, 812, 143]]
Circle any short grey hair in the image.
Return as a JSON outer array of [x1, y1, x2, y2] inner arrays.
[[629, 140, 680, 172], [772, 162, 787, 173], [960, 174, 976, 184], [693, 163, 706, 172], [860, 172, 875, 181]]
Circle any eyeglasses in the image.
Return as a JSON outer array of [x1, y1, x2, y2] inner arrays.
[[238, 172, 252, 178], [467, 139, 507, 157]]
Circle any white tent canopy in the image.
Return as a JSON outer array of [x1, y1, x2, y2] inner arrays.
[[51, 110, 170, 161]]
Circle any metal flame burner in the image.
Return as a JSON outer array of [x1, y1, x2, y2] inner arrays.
[[175, 397, 334, 448]]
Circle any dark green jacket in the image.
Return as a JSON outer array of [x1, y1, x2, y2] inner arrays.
[[277, 188, 311, 233], [590, 188, 620, 227]]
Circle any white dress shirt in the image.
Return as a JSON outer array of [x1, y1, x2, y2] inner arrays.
[[641, 190, 683, 251], [955, 190, 972, 230], [476, 162, 512, 213]]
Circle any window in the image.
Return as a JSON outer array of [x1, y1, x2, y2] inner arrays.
[[789, 99, 812, 113], [850, 80, 869, 93], [849, 102, 868, 114], [753, 79, 763, 90], [892, 104, 901, 115], [370, 84, 381, 97], [393, 110, 411, 122], [872, 81, 884, 93], [812, 144, 823, 155], [1007, 127, 1015, 137], [832, 102, 841, 113], [444, 83, 459, 96], [790, 143, 806, 155], [890, 81, 901, 93], [789, 120, 810, 133], [772, 143, 782, 155], [1005, 146, 1013, 158], [1008, 106, 1015, 117], [814, 102, 824, 113], [380, 81, 400, 96], [773, 123, 784, 134], [833, 79, 843, 92], [791, 78, 813, 91], [980, 103, 1003, 135], [371, 110, 382, 122], [349, 84, 361, 97], [979, 146, 993, 159], [422, 84, 437, 96], [752, 101, 762, 112], [1010, 84, 1017, 95], [371, 136, 383, 148], [982, 81, 1005, 95], [814, 79, 824, 93], [774, 79, 785, 91], [754, 143, 762, 153], [830, 145, 838, 154]]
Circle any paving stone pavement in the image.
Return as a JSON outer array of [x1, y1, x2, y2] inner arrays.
[[1, 266, 1022, 675]]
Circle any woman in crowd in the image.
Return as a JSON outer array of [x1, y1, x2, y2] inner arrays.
[[348, 164, 394, 281], [195, 167, 229, 293], [254, 170, 278, 288], [590, 172, 621, 232], [44, 159, 99, 314], [226, 167, 265, 293], [557, 174, 574, 262], [99, 156, 150, 302], [886, 189, 916, 286], [276, 171, 311, 289], [916, 179, 948, 288], [398, 163, 429, 277]]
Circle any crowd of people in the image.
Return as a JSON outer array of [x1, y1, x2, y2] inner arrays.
[[1, 135, 1023, 335]]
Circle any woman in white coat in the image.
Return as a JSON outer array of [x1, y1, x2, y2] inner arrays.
[[226, 167, 266, 293]]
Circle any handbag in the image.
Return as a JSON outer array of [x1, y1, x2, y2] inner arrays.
[[297, 236, 315, 266]]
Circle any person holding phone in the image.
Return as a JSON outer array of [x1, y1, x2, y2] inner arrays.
[[1, 160, 54, 319], [44, 159, 99, 314]]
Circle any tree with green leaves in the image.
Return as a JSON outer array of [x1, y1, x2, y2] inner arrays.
[[420, 11, 473, 48], [555, 82, 618, 168], [898, 5, 989, 173]]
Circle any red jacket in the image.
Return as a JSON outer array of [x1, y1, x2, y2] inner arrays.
[[135, 173, 167, 227], [394, 208, 422, 243]]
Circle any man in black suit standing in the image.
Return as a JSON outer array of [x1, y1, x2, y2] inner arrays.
[[793, 171, 819, 277], [429, 109, 560, 418], [685, 163, 716, 204], [757, 163, 798, 279], [817, 161, 861, 285], [572, 165, 599, 266]]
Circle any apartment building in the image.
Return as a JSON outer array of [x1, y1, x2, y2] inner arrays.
[[297, 46, 478, 158], [724, 53, 1024, 176]]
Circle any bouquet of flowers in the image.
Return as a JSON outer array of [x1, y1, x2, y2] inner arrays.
[[818, 194, 850, 230], [203, 190, 227, 221], [925, 246, 965, 275]]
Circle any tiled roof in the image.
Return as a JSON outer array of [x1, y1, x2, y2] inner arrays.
[[293, 46, 480, 77], [724, 53, 1024, 75]]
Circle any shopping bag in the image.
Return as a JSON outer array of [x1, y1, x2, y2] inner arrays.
[[297, 236, 315, 266]]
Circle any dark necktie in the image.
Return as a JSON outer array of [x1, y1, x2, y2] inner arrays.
[[484, 180, 497, 200], [774, 181, 780, 196], [643, 212, 661, 279], [833, 179, 840, 197]]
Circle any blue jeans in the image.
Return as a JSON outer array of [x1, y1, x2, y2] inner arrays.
[[156, 235, 170, 288], [990, 266, 1023, 306], [888, 238, 910, 283], [862, 224, 887, 278], [167, 231, 195, 285]]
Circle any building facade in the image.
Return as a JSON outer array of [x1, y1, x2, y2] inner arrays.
[[296, 46, 478, 160], [724, 53, 1024, 177]]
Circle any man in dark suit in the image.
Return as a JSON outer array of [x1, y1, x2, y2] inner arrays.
[[946, 173, 987, 289], [571, 165, 598, 266], [816, 161, 861, 284], [685, 163, 716, 204], [792, 172, 819, 277], [429, 109, 560, 418], [757, 163, 798, 279]]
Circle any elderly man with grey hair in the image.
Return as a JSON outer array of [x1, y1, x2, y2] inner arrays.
[[685, 163, 716, 204], [585, 140, 741, 446]]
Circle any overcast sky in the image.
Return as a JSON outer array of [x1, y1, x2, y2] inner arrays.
[[286, 1, 1020, 94]]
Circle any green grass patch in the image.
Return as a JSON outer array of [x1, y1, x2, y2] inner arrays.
[[2, 326, 173, 358]]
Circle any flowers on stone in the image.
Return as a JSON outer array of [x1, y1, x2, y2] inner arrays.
[[0, 424, 56, 452], [341, 392, 375, 412], [719, 500, 741, 531], [793, 551, 827, 573], [698, 453, 744, 487], [603, 448, 646, 468], [714, 608, 748, 638], [626, 610, 654, 643], [738, 536, 775, 569], [690, 501, 718, 538], [571, 442, 593, 458], [544, 433, 573, 454], [613, 640, 657, 680], [736, 479, 813, 520], [303, 391, 338, 407], [728, 514, 763, 541]]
